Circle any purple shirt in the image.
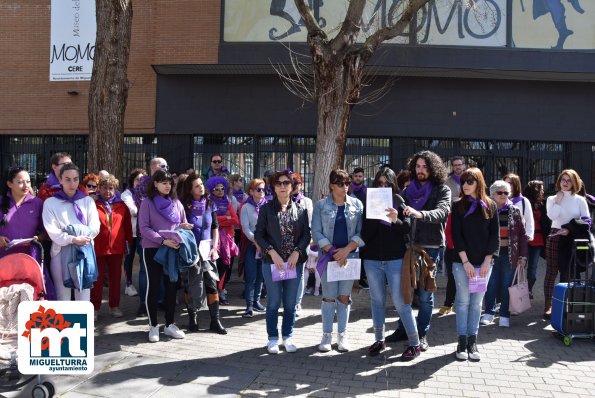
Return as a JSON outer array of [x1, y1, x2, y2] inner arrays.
[[139, 196, 187, 248], [0, 192, 44, 257]]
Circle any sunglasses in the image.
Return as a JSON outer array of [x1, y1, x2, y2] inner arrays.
[[212, 160, 222, 164], [87, 184, 97, 189], [275, 180, 292, 187], [212, 187, 225, 192], [463, 179, 476, 185], [495, 191, 509, 196], [332, 181, 350, 188], [255, 187, 265, 193], [159, 164, 169, 170]]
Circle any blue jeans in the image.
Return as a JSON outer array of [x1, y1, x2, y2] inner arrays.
[[397, 247, 443, 337], [484, 253, 515, 318], [262, 262, 303, 340], [365, 259, 419, 346], [453, 262, 492, 337], [527, 245, 542, 292], [320, 266, 355, 334], [244, 245, 264, 309]]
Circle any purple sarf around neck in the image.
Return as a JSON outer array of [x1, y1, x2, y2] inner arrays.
[[246, 196, 267, 213], [54, 189, 88, 225], [211, 195, 229, 216], [292, 192, 304, 203], [152, 195, 180, 224], [451, 174, 462, 186], [232, 188, 245, 204], [498, 200, 513, 215], [190, 197, 206, 217], [46, 173, 62, 189], [406, 179, 433, 211], [97, 192, 123, 215], [465, 196, 489, 218], [349, 183, 367, 194], [511, 194, 524, 206]]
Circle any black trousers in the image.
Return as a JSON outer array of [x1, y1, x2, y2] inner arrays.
[[143, 247, 177, 327]]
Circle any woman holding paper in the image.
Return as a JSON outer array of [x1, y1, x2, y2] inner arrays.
[[451, 168, 499, 362], [311, 169, 364, 353], [180, 173, 226, 334], [240, 178, 267, 318], [139, 169, 193, 343], [480, 180, 527, 328], [255, 170, 310, 354], [360, 168, 423, 360]]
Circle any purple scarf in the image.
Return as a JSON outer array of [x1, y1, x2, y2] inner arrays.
[[349, 183, 367, 194], [464, 196, 489, 218], [153, 195, 180, 224], [190, 197, 206, 217], [211, 195, 230, 216], [232, 188, 245, 204], [291, 192, 304, 203], [207, 166, 230, 179], [316, 246, 336, 277], [97, 192, 123, 215], [406, 179, 433, 211], [450, 173, 462, 186], [246, 196, 267, 213], [511, 194, 524, 206], [54, 189, 88, 225], [264, 185, 274, 201], [46, 173, 62, 189], [498, 200, 513, 215]]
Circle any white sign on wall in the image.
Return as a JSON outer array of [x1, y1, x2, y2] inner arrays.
[[50, 0, 96, 81]]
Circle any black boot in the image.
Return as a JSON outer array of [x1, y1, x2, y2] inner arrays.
[[187, 308, 198, 332], [455, 335, 468, 361], [208, 301, 227, 335], [467, 335, 480, 362]]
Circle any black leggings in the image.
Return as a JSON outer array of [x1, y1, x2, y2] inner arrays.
[[144, 247, 177, 327]]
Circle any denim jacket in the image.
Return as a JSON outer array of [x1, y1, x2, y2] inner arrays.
[[311, 195, 365, 249]]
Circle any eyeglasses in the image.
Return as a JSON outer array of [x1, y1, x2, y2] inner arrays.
[[275, 180, 292, 187], [495, 191, 509, 196], [255, 187, 265, 193], [560, 178, 572, 183], [463, 179, 476, 185], [211, 160, 222, 164], [212, 187, 225, 192], [87, 184, 97, 189], [332, 181, 350, 188], [159, 164, 169, 170]]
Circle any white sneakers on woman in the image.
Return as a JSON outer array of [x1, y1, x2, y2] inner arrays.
[[337, 333, 350, 352], [148, 326, 159, 343], [319, 333, 332, 352]]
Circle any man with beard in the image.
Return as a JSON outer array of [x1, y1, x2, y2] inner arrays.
[[348, 167, 367, 205], [386, 150, 451, 352], [446, 157, 466, 203]]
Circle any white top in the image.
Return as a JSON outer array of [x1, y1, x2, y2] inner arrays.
[[240, 201, 259, 242], [546, 191, 590, 229], [512, 197, 535, 241], [42, 195, 100, 258], [121, 189, 138, 237]]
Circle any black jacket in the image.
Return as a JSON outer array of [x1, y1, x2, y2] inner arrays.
[[254, 199, 311, 264], [406, 184, 451, 247]]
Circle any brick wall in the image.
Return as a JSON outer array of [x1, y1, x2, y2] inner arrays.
[[0, 1, 220, 135]]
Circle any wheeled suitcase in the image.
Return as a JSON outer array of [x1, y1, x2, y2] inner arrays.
[[551, 239, 595, 345]]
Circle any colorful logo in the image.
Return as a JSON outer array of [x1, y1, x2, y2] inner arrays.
[[18, 301, 94, 374]]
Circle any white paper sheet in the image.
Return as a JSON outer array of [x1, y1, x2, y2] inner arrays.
[[326, 259, 362, 282], [365, 188, 393, 223]]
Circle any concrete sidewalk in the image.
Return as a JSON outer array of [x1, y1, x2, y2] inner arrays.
[[4, 262, 595, 398]]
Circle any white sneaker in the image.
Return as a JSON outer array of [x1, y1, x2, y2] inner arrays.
[[319, 333, 332, 352], [148, 326, 160, 342], [283, 338, 297, 353], [164, 324, 185, 339], [267, 339, 280, 354], [499, 317, 510, 328], [109, 307, 123, 318], [295, 304, 302, 317], [337, 333, 350, 352], [125, 285, 138, 297], [480, 314, 494, 325]]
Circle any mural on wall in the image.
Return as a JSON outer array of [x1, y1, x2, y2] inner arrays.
[[512, 0, 594, 49]]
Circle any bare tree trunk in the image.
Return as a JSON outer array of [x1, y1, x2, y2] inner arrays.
[[88, 0, 132, 183]]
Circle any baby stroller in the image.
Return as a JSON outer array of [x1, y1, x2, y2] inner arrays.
[[0, 240, 56, 398]]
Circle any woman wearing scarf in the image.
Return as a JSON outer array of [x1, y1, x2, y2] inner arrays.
[[206, 176, 239, 305], [180, 173, 226, 334], [311, 169, 364, 353], [42, 163, 100, 301], [90, 175, 133, 320], [480, 181, 528, 328], [255, 170, 310, 354], [139, 170, 194, 342], [240, 178, 267, 318], [360, 168, 421, 360], [451, 168, 499, 361], [503, 173, 534, 242], [291, 172, 313, 317], [543, 169, 590, 319]]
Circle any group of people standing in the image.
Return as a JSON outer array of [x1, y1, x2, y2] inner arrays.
[[1, 149, 592, 359]]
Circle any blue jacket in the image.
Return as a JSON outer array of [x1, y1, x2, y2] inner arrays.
[[60, 224, 98, 290], [311, 195, 365, 249], [154, 228, 199, 282]]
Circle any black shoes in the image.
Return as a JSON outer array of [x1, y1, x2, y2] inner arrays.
[[368, 340, 386, 356], [385, 328, 408, 343]]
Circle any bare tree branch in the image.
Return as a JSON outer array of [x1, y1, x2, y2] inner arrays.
[[329, 0, 367, 55], [293, 0, 325, 40]]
